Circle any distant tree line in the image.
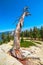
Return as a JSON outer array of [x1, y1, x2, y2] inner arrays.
[[21, 26, 43, 41], [0, 26, 43, 45], [0, 32, 14, 44]]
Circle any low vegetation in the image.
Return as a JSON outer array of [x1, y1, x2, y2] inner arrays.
[[20, 41, 36, 47], [20, 37, 36, 47]]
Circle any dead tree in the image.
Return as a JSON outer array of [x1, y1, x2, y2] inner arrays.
[[11, 7, 31, 60]]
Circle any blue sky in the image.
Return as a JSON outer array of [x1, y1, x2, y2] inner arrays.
[[0, 0, 43, 32]]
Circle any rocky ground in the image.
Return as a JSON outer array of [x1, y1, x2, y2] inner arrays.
[[0, 40, 43, 65]]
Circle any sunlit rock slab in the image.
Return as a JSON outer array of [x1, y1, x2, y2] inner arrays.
[[0, 50, 23, 65]]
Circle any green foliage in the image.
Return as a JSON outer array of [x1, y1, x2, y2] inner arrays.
[[24, 30, 29, 37], [21, 30, 30, 37], [32, 27, 38, 39], [20, 26, 43, 41], [0, 40, 3, 45], [10, 36, 14, 40], [21, 36, 24, 42], [20, 40, 36, 47], [1, 33, 6, 43], [0, 26, 43, 45], [21, 31, 24, 37], [0, 32, 13, 44], [29, 28, 33, 39], [6, 33, 10, 42], [40, 26, 43, 40]]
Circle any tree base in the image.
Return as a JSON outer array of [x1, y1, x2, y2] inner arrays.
[[9, 49, 26, 60]]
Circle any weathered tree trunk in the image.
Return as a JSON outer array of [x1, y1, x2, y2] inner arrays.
[[11, 7, 30, 60]]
